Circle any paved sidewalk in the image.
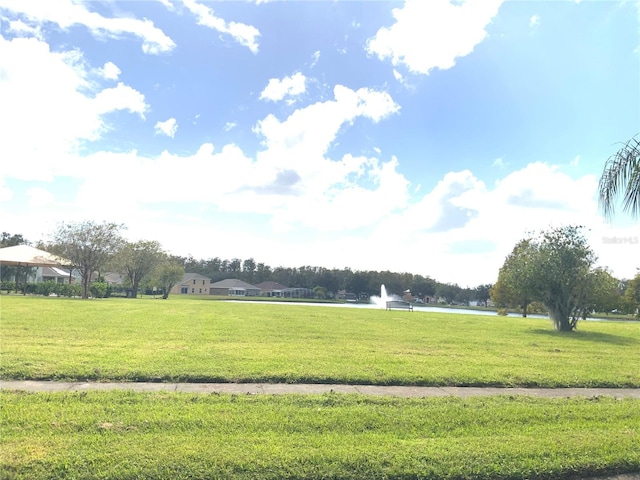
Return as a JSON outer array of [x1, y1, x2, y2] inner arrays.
[[2, 380, 640, 398]]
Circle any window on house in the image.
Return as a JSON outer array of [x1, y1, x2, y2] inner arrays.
[[193, 279, 196, 284], [199, 289, 202, 293], [192, 288, 195, 293]]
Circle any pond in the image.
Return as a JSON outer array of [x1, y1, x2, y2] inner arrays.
[[227, 300, 639, 322]]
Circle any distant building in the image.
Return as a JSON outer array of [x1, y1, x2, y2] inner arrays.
[[281, 287, 314, 299], [255, 281, 288, 297], [336, 289, 357, 301], [210, 279, 260, 296], [170, 273, 212, 295], [35, 266, 75, 284]]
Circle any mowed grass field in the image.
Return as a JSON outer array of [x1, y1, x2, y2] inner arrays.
[[1, 295, 639, 479], [1, 295, 639, 387]]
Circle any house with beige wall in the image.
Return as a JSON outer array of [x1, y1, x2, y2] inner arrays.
[[170, 273, 211, 295]]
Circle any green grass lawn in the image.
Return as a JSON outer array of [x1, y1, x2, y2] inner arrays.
[[2, 296, 640, 479], [1, 390, 638, 480], [1, 295, 638, 387]]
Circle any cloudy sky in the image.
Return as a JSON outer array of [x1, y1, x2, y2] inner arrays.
[[1, 0, 638, 287]]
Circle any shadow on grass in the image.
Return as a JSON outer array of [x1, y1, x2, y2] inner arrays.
[[529, 328, 639, 346]]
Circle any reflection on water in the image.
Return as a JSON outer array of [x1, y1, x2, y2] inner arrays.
[[228, 300, 639, 322], [228, 299, 547, 318]]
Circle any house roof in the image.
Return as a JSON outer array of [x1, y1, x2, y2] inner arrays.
[[210, 279, 260, 290], [0, 245, 70, 267], [179, 273, 211, 284], [254, 281, 288, 291], [41, 266, 71, 277]]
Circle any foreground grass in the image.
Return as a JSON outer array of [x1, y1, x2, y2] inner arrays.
[[1, 296, 639, 387], [1, 390, 639, 480]]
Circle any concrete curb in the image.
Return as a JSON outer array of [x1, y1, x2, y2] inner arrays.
[[2, 381, 640, 398]]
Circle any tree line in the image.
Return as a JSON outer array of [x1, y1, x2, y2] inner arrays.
[[2, 224, 489, 303]]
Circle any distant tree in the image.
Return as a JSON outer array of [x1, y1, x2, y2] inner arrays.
[[435, 283, 460, 304], [152, 259, 185, 299], [474, 284, 493, 307], [410, 275, 437, 299], [316, 269, 339, 294], [623, 271, 640, 318], [51, 221, 125, 299], [1, 232, 27, 247], [313, 285, 327, 299], [242, 258, 256, 282], [229, 258, 242, 273], [492, 239, 537, 317], [599, 134, 640, 219], [0, 232, 29, 284], [115, 240, 164, 298], [588, 268, 623, 314], [255, 262, 272, 284]]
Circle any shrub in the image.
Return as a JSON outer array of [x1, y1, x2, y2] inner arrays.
[[497, 308, 508, 316], [90, 281, 109, 298], [36, 280, 60, 296], [59, 284, 82, 297], [1, 281, 16, 293]]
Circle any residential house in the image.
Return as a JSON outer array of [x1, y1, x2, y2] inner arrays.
[[170, 273, 212, 295], [210, 279, 261, 296], [35, 266, 75, 284], [336, 289, 357, 301], [281, 287, 314, 298], [255, 281, 288, 297]]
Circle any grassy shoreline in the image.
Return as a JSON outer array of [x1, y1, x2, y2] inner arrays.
[[1, 296, 638, 387]]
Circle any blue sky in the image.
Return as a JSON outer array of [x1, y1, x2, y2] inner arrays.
[[0, 0, 638, 286]]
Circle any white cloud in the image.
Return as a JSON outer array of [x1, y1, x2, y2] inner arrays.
[[492, 157, 507, 168], [259, 72, 307, 102], [570, 155, 580, 167], [0, 36, 148, 181], [181, 0, 260, 54], [0, 179, 13, 203], [94, 83, 147, 117], [529, 14, 541, 28], [157, 0, 175, 10], [63, 84, 403, 237], [254, 85, 399, 161], [8, 19, 42, 38], [310, 50, 321, 68], [367, 0, 505, 75], [0, 0, 175, 54], [98, 61, 121, 81], [27, 187, 55, 208], [224, 121, 237, 131], [154, 118, 178, 138]]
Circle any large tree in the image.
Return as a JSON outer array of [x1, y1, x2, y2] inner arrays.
[[532, 226, 597, 331], [495, 226, 598, 331], [115, 240, 164, 298], [151, 259, 185, 299], [599, 134, 640, 219], [52, 221, 125, 299]]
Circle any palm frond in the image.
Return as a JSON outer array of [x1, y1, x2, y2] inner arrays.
[[598, 135, 640, 220]]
